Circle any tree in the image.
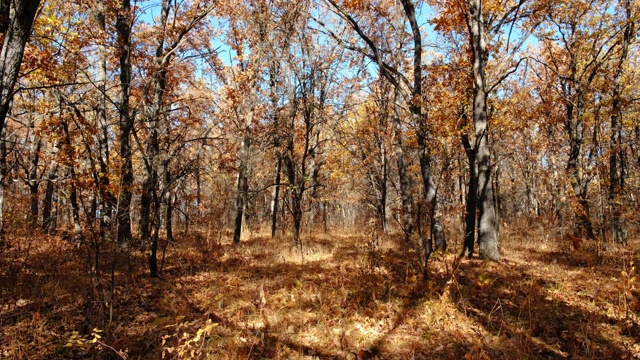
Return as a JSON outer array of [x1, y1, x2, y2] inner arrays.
[[0, 0, 42, 135], [608, 0, 635, 244], [535, 0, 619, 239], [0, 0, 41, 237], [323, 0, 447, 272], [115, 0, 133, 243], [136, 0, 214, 277], [430, 0, 544, 260]]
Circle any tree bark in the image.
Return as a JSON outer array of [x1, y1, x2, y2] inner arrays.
[[469, 0, 499, 261], [95, 0, 115, 233], [233, 108, 253, 245], [27, 113, 40, 227], [0, 129, 7, 241], [566, 87, 595, 239], [283, 106, 302, 246], [271, 156, 281, 238], [462, 129, 478, 258], [400, 0, 446, 254], [393, 87, 413, 242], [141, 0, 170, 277], [62, 118, 82, 241], [42, 139, 60, 233], [608, 0, 633, 244], [0, 0, 41, 135], [116, 0, 133, 244], [377, 130, 389, 233]]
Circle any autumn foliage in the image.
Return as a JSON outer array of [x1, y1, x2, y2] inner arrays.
[[0, 0, 639, 358]]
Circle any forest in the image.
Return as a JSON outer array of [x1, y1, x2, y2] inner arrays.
[[0, 0, 638, 358]]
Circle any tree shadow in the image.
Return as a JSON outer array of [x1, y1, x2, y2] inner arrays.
[[447, 259, 637, 359]]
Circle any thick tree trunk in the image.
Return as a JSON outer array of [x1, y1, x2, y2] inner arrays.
[[0, 0, 41, 135], [469, 0, 499, 261], [566, 93, 595, 239], [283, 109, 302, 246], [116, 0, 133, 244], [95, 0, 115, 233]]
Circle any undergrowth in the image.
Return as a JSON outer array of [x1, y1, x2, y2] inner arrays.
[[0, 225, 638, 359]]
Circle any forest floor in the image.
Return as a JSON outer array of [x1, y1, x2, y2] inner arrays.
[[0, 224, 639, 359]]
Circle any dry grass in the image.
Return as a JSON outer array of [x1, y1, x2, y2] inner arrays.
[[0, 226, 639, 359]]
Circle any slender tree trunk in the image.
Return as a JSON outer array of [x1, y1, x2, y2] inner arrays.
[[376, 132, 389, 233], [166, 191, 174, 244], [62, 119, 82, 241], [493, 164, 502, 238], [291, 190, 302, 246], [162, 125, 173, 246], [469, 0, 499, 261], [149, 196, 160, 278], [233, 108, 253, 245], [142, 0, 169, 277], [381, 136, 389, 233], [0, 129, 7, 241], [271, 156, 281, 238], [308, 130, 323, 232], [417, 136, 446, 253], [0, 0, 41, 135], [393, 88, 413, 242], [42, 140, 60, 233], [608, 0, 633, 244], [462, 131, 478, 258], [116, 0, 133, 244], [27, 113, 40, 227], [401, 0, 446, 257]]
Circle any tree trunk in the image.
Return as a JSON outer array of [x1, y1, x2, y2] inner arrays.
[[462, 131, 478, 258], [283, 108, 302, 246], [608, 0, 633, 244], [62, 119, 82, 241], [233, 108, 253, 245], [379, 137, 389, 233], [469, 0, 499, 261], [143, 0, 171, 277], [116, 0, 133, 244], [393, 88, 413, 242], [566, 91, 595, 239], [27, 113, 40, 227], [271, 156, 281, 238], [401, 0, 446, 257], [42, 140, 60, 233], [0, 0, 41, 135], [0, 129, 7, 241], [166, 192, 174, 244], [95, 0, 115, 233]]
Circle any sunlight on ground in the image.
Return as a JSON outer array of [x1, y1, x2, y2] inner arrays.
[[0, 229, 638, 359]]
